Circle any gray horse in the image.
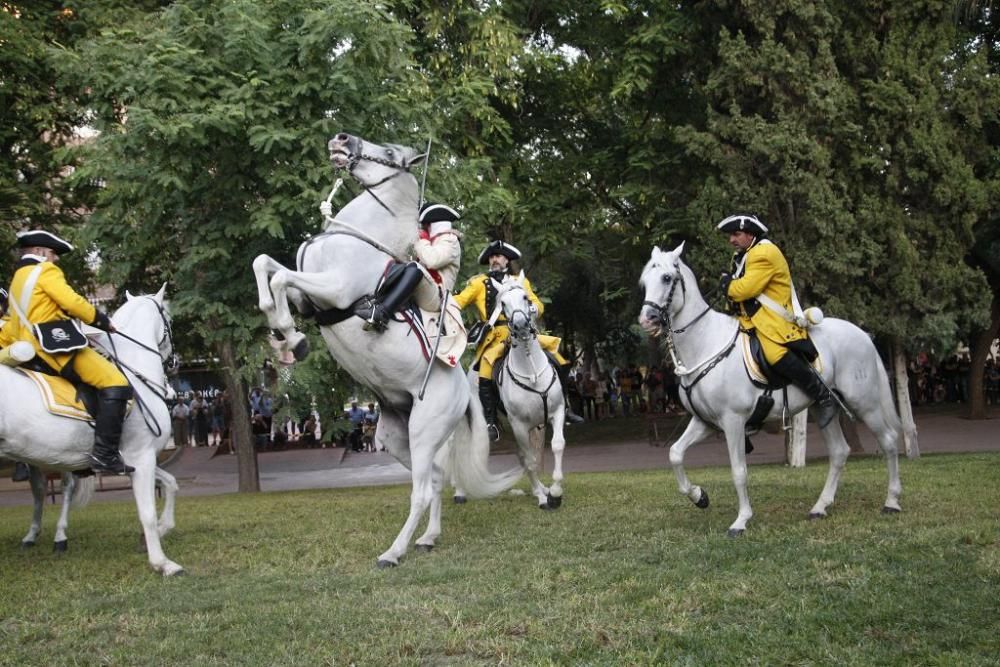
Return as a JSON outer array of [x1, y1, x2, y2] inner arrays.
[[493, 274, 567, 509], [252, 133, 521, 567], [638, 244, 903, 536]]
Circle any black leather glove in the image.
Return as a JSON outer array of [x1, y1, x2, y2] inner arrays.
[[719, 272, 733, 296], [91, 310, 114, 332]]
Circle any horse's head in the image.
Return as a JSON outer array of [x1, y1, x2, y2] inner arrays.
[[638, 242, 689, 335], [114, 283, 176, 370], [328, 133, 425, 188], [493, 272, 536, 341]]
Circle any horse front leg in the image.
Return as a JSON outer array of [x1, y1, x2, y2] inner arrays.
[[546, 406, 567, 509], [130, 454, 184, 576], [668, 417, 714, 509], [515, 421, 549, 509], [154, 467, 179, 537], [722, 418, 753, 537], [20, 465, 46, 548], [52, 472, 75, 553]]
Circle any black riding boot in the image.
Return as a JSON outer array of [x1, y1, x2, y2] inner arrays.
[[363, 263, 424, 332], [478, 378, 501, 442], [12, 461, 30, 482], [771, 353, 838, 429], [556, 363, 585, 424], [88, 386, 136, 475]]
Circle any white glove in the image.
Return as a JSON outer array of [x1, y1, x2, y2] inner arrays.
[[319, 201, 333, 218]]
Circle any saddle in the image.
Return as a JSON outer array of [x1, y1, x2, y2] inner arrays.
[[739, 330, 823, 438], [15, 368, 97, 422]]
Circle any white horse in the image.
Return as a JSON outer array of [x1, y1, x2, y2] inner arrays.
[[493, 274, 567, 509], [0, 287, 183, 575], [18, 464, 179, 554], [252, 132, 521, 567], [638, 244, 903, 536]]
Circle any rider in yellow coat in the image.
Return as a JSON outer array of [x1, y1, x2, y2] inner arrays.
[[454, 239, 582, 440], [717, 214, 837, 428], [0, 230, 135, 474]]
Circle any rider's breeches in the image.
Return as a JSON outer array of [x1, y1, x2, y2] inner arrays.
[[538, 334, 567, 366], [477, 338, 506, 379], [413, 275, 443, 313], [57, 348, 128, 389], [753, 329, 790, 365]]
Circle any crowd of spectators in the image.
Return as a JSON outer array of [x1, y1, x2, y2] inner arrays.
[[566, 363, 683, 421], [169, 388, 231, 449], [908, 353, 1000, 406]]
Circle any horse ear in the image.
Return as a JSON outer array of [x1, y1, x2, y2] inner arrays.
[[125, 290, 135, 301], [155, 282, 167, 302], [673, 241, 686, 257], [516, 270, 526, 285]]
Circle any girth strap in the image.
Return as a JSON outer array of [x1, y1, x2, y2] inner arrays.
[[312, 294, 377, 327]]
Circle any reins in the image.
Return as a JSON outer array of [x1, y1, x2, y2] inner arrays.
[[90, 297, 174, 437], [497, 287, 558, 426]]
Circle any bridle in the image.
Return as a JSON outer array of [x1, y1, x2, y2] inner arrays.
[[92, 297, 177, 437], [495, 283, 558, 424], [642, 263, 738, 419], [338, 142, 423, 217]]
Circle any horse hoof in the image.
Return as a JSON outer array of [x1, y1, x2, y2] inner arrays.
[[694, 491, 710, 509], [546, 493, 563, 509], [726, 528, 745, 538], [538, 502, 556, 511], [452, 496, 467, 505], [376, 559, 398, 569], [808, 512, 826, 521], [881, 506, 901, 515], [291, 337, 310, 361], [414, 544, 433, 553], [20, 540, 36, 550], [53, 540, 68, 553]]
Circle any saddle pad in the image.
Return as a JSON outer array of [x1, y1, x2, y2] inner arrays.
[[16, 368, 92, 422], [739, 332, 822, 386]]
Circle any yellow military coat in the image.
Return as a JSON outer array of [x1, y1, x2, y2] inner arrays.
[[726, 241, 807, 360], [454, 272, 566, 378], [0, 259, 125, 387]]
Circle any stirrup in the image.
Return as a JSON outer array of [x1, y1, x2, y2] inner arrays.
[[88, 453, 135, 476], [487, 423, 501, 442]]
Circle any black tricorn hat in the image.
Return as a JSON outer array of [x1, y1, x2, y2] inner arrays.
[[716, 214, 768, 236], [16, 230, 75, 255], [478, 239, 521, 265], [418, 202, 460, 225]]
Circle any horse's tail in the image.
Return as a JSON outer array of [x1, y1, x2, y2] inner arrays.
[[871, 352, 907, 446], [69, 474, 96, 509], [447, 392, 522, 499]]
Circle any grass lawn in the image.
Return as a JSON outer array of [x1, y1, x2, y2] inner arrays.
[[0, 453, 998, 666]]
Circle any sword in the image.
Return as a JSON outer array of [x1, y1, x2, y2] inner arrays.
[[418, 136, 432, 210], [418, 288, 450, 400], [811, 367, 856, 421]]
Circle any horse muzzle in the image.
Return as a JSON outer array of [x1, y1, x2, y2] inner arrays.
[[328, 133, 358, 169], [638, 309, 662, 337]]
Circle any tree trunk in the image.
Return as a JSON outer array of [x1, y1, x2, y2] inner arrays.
[[219, 339, 259, 492], [785, 411, 807, 467], [891, 341, 920, 459], [966, 294, 1000, 419]]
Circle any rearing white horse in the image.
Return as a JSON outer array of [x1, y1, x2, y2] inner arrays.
[[638, 244, 903, 536], [493, 274, 567, 509], [252, 132, 521, 567], [0, 287, 182, 574]]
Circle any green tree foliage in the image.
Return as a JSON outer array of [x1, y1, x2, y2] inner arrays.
[[0, 1, 166, 277]]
